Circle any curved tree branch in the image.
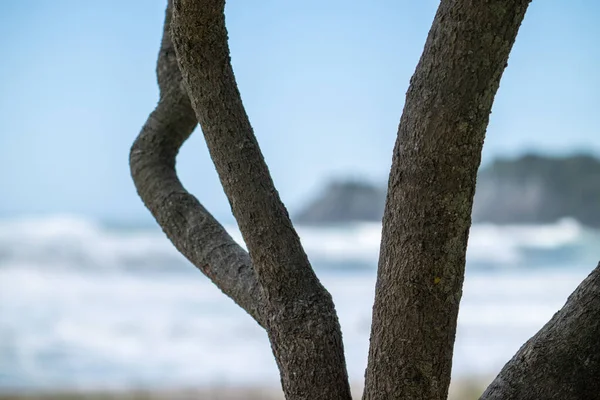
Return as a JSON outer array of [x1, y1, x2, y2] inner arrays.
[[480, 262, 600, 400], [363, 1, 531, 400], [169, 1, 351, 399], [130, 1, 266, 327]]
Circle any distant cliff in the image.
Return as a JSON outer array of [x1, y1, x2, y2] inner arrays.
[[471, 154, 600, 226], [294, 181, 386, 224], [295, 154, 600, 227]]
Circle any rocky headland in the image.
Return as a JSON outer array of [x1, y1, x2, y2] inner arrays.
[[295, 154, 600, 227]]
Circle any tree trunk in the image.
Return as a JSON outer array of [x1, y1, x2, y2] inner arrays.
[[132, 1, 600, 400], [363, 1, 530, 400], [169, 1, 351, 399], [479, 263, 600, 400], [130, 2, 266, 326]]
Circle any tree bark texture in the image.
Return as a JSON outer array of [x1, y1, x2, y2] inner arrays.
[[479, 263, 600, 400], [130, 1, 266, 327], [169, 1, 351, 399], [132, 2, 600, 400], [363, 2, 531, 400]]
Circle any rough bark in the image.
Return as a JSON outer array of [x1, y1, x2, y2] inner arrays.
[[363, 1, 531, 400], [130, 1, 266, 326], [169, 1, 351, 400], [479, 263, 600, 400], [133, 2, 600, 400]]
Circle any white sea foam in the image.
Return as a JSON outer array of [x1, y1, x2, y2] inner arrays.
[[0, 215, 591, 272], [0, 215, 597, 390], [1, 265, 592, 389], [0, 215, 187, 272]]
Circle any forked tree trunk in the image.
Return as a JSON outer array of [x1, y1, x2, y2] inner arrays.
[[131, 1, 600, 400], [170, 1, 352, 399], [130, 3, 267, 327]]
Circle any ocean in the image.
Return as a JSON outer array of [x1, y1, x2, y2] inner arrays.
[[0, 215, 597, 391]]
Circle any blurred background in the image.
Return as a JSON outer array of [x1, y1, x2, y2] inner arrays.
[[1, 0, 599, 399]]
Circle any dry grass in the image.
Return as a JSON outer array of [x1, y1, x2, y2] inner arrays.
[[0, 378, 490, 400], [0, 387, 281, 400]]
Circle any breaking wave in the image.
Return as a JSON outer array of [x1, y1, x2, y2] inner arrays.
[[0, 215, 595, 272], [1, 215, 597, 390]]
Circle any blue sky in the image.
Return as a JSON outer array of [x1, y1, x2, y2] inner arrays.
[[0, 1, 599, 222]]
